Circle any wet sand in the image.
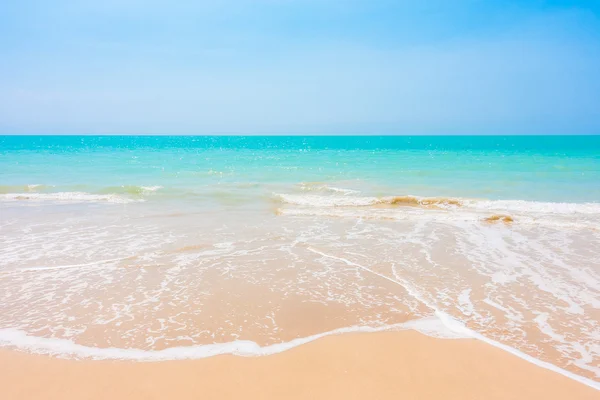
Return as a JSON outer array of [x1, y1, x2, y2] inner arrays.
[[1, 330, 597, 400]]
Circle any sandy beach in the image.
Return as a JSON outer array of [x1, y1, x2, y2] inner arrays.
[[1, 330, 597, 400], [3, 0, 600, 396]]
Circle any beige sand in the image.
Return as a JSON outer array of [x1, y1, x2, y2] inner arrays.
[[1, 331, 597, 400]]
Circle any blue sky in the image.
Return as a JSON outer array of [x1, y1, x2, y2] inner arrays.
[[1, 1, 599, 134]]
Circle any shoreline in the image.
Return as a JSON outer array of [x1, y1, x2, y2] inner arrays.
[[1, 330, 598, 400]]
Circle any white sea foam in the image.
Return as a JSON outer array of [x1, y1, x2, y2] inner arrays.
[[278, 206, 600, 229], [298, 183, 359, 195], [276, 194, 380, 207], [435, 311, 600, 390], [326, 187, 360, 195], [3, 187, 599, 389], [276, 193, 600, 215], [6, 257, 132, 273], [0, 192, 138, 204], [275, 193, 600, 231], [466, 199, 600, 215], [306, 248, 600, 390], [26, 184, 45, 191], [141, 186, 163, 193], [1, 314, 596, 390], [276, 193, 466, 208], [0, 317, 464, 361]]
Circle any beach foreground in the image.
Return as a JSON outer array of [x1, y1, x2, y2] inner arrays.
[[1, 331, 597, 400]]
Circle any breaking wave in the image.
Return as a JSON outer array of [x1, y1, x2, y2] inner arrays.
[[0, 192, 138, 204], [275, 193, 600, 215], [276, 194, 465, 208], [97, 185, 163, 195], [298, 182, 360, 195], [0, 185, 165, 204]]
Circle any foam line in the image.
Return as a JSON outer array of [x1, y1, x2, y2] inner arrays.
[[0, 192, 137, 204], [435, 311, 600, 390], [4, 257, 133, 273], [0, 317, 463, 361], [275, 193, 600, 215], [307, 247, 600, 391]]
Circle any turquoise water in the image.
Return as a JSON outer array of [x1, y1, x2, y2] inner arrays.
[[1, 135, 599, 202]]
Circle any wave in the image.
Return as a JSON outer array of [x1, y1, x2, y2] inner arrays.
[[276, 194, 380, 207], [388, 196, 462, 207], [0, 184, 164, 204], [277, 207, 600, 230], [275, 193, 600, 215], [0, 317, 465, 361], [276, 194, 464, 209], [97, 185, 163, 195], [298, 182, 359, 195], [0, 192, 138, 204], [465, 199, 600, 215]]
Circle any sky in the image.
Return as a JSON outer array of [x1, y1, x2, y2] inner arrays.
[[1, 1, 599, 135]]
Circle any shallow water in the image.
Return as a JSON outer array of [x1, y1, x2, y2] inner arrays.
[[0, 136, 599, 385]]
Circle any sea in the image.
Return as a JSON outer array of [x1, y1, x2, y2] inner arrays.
[[1, 135, 599, 388]]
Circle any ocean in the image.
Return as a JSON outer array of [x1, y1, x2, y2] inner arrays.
[[0, 135, 599, 387]]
